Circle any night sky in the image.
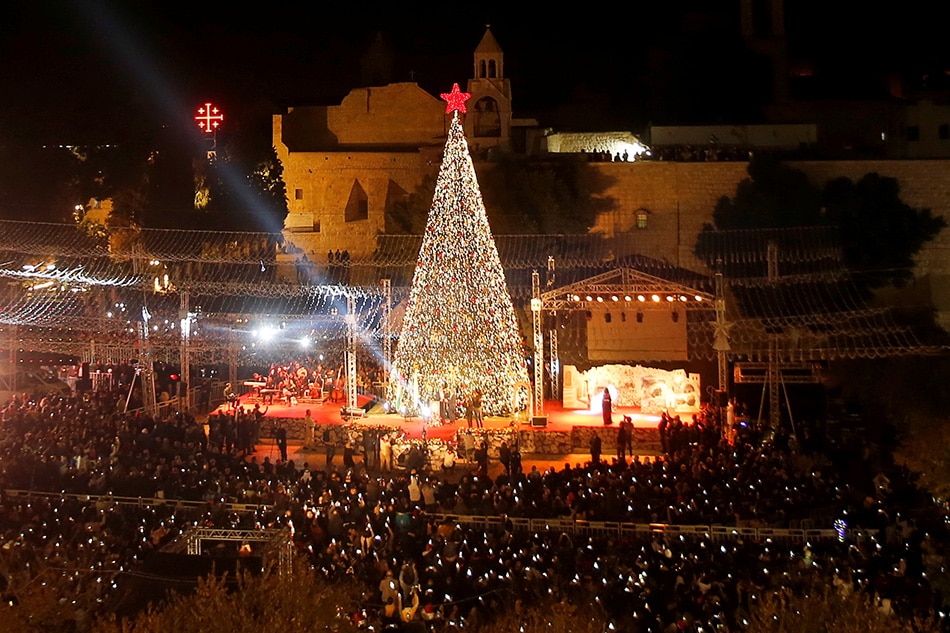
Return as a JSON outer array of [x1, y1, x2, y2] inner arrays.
[[1, 1, 949, 144]]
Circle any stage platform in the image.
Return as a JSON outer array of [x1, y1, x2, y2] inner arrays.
[[214, 394, 669, 457]]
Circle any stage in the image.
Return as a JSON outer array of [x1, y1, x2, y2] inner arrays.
[[215, 393, 669, 457]]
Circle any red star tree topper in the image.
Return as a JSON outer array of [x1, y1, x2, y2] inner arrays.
[[440, 83, 471, 114]]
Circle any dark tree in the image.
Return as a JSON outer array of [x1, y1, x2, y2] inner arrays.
[[388, 173, 437, 234], [193, 138, 288, 233], [109, 172, 149, 229], [389, 156, 616, 236], [696, 154, 945, 290], [190, 102, 289, 233], [0, 142, 81, 223], [247, 145, 290, 232], [153, 132, 205, 227], [709, 154, 823, 230], [73, 141, 152, 208], [73, 123, 289, 233], [478, 155, 616, 234], [822, 172, 945, 288]]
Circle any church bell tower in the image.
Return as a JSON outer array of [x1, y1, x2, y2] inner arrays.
[[466, 26, 512, 153]]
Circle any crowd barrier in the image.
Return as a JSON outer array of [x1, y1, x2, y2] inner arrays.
[[426, 512, 838, 542], [4, 489, 838, 542], [4, 489, 274, 514]]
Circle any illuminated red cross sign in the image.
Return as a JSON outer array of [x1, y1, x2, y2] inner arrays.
[[195, 102, 224, 133]]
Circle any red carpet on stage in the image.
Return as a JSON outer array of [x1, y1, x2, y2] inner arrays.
[[217, 394, 662, 442]]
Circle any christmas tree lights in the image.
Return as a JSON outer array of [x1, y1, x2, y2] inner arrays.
[[389, 97, 528, 416]]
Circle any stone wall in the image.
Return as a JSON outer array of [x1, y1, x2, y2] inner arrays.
[[586, 159, 950, 329], [277, 152, 950, 328], [277, 148, 439, 260], [327, 84, 445, 146]]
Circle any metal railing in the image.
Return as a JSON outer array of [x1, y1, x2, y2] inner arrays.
[[425, 512, 838, 542], [3, 489, 838, 543], [3, 489, 273, 514]]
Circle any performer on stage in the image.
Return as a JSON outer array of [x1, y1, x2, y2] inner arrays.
[[602, 387, 613, 425], [472, 388, 484, 428], [224, 383, 238, 410], [439, 384, 448, 422]]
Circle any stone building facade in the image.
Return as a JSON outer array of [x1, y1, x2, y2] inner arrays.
[[585, 159, 950, 330], [273, 28, 950, 331], [273, 28, 513, 263]]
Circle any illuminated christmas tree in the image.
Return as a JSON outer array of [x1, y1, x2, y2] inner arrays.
[[389, 84, 528, 416]]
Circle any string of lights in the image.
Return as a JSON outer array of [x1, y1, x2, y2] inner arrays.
[[388, 104, 529, 416], [700, 226, 940, 361], [0, 187, 940, 368]]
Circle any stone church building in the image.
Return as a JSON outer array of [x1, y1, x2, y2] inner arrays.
[[273, 27, 950, 331], [274, 27, 519, 262]]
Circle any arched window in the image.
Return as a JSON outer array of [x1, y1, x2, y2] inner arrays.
[[635, 208, 650, 229]]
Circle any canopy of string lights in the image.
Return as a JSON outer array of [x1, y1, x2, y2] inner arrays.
[[0, 220, 937, 368]]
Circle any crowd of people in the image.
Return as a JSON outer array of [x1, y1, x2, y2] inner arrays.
[[289, 249, 354, 285], [241, 354, 387, 407], [645, 144, 754, 162], [575, 144, 754, 164], [0, 385, 947, 631]]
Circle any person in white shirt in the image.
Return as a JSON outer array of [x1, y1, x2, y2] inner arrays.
[[304, 409, 316, 448], [408, 474, 422, 506], [442, 448, 456, 472]]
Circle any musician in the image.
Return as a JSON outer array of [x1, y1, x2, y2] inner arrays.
[[223, 383, 238, 409], [282, 379, 297, 406]]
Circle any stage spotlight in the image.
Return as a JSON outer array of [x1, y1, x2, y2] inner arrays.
[[596, 296, 604, 303], [672, 311, 680, 323], [666, 295, 675, 302], [299, 337, 311, 349], [636, 311, 644, 323], [695, 295, 703, 301], [679, 295, 687, 302], [605, 312, 612, 323], [585, 295, 593, 302], [611, 295, 619, 302], [651, 294, 660, 302], [637, 295, 645, 302]]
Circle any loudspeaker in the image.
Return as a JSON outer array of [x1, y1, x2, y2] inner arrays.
[[715, 390, 728, 407], [531, 416, 547, 428]]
